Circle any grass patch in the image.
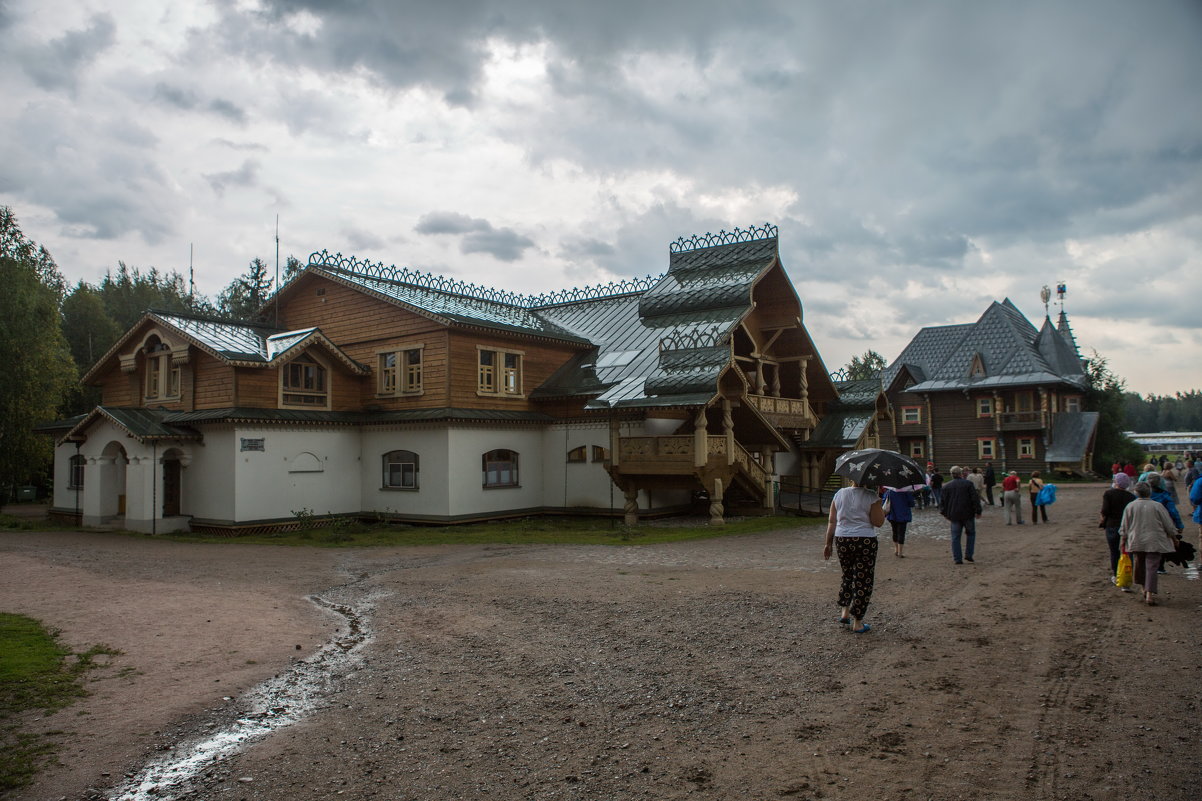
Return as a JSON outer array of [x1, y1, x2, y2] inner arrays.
[[146, 513, 822, 548], [0, 614, 121, 793]]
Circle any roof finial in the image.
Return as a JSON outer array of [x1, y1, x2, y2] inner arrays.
[[1040, 284, 1051, 317]]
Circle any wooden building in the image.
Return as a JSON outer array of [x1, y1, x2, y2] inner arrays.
[[43, 224, 855, 533], [881, 299, 1098, 475]]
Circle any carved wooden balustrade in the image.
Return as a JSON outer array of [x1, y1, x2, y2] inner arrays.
[[745, 394, 816, 429], [996, 411, 1047, 431], [616, 435, 769, 493]]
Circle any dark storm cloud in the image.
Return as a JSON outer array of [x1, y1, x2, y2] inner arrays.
[[18, 12, 115, 93], [415, 211, 534, 262]]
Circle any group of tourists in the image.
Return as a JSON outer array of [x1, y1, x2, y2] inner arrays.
[[1101, 459, 1201, 606], [811, 446, 1202, 634]]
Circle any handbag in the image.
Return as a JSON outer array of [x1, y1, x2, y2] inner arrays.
[[881, 494, 892, 515], [1115, 552, 1133, 589]]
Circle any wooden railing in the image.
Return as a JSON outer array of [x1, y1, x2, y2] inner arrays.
[[997, 411, 1046, 430], [617, 435, 769, 490], [746, 394, 815, 428], [618, 435, 695, 464]]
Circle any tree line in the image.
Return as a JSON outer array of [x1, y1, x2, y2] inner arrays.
[[1121, 391, 1202, 433], [0, 207, 302, 494]]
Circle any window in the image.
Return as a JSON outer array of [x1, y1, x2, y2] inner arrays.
[[976, 397, 994, 418], [143, 337, 180, 401], [1015, 392, 1034, 413], [908, 439, 925, 459], [901, 406, 922, 424], [1064, 395, 1081, 413], [68, 454, 85, 489], [483, 449, 518, 488], [478, 347, 523, 396], [282, 353, 329, 408], [1018, 437, 1036, 458], [567, 446, 587, 463], [592, 446, 610, 463], [977, 437, 997, 460], [379, 347, 423, 395], [383, 450, 419, 489]]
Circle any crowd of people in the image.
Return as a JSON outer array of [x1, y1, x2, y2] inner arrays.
[[1101, 457, 1200, 606], [820, 451, 1202, 633]]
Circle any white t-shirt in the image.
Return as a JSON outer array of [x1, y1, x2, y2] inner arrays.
[[832, 486, 879, 538]]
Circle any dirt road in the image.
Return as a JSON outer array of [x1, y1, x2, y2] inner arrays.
[[2, 483, 1199, 800]]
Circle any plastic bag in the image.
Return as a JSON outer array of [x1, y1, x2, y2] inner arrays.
[[1115, 552, 1133, 589]]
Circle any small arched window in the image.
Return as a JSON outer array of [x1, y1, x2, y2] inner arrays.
[[68, 454, 86, 489], [566, 446, 587, 463], [483, 449, 518, 488], [383, 450, 419, 490], [143, 335, 180, 400], [592, 446, 610, 463], [282, 353, 329, 408]]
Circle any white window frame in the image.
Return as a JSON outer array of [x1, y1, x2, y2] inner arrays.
[[483, 449, 519, 488], [901, 406, 922, 424], [977, 437, 997, 460], [1018, 437, 1036, 459], [382, 450, 419, 490]]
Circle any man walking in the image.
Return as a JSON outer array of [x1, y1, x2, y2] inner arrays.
[[940, 465, 983, 564], [983, 462, 996, 506]]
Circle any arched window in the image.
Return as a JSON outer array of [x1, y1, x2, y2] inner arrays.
[[566, 446, 587, 463], [383, 450, 419, 489], [483, 449, 518, 488], [281, 353, 329, 408], [592, 446, 610, 463], [143, 335, 180, 400], [68, 454, 86, 489]]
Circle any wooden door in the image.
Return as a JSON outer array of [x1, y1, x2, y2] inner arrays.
[[162, 459, 181, 517]]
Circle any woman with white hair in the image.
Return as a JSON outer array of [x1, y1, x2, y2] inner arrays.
[[1119, 481, 1182, 605]]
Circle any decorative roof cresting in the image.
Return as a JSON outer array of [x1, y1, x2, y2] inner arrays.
[[307, 250, 659, 309], [668, 223, 779, 254]]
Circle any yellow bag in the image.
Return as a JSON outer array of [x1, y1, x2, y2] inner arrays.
[[1115, 552, 1133, 589]]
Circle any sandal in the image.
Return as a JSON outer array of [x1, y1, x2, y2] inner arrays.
[[851, 623, 871, 634]]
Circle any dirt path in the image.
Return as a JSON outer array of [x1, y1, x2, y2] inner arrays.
[[2, 484, 1199, 800]]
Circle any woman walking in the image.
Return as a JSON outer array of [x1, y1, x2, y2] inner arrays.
[[823, 481, 885, 634], [1028, 471, 1048, 524], [1002, 470, 1023, 524], [883, 486, 914, 558], [1099, 473, 1135, 587], [1119, 482, 1182, 605]]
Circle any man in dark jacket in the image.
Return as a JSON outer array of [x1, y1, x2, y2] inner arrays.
[[982, 462, 996, 506], [940, 465, 983, 564]]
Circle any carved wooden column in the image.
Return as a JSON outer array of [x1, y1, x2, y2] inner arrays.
[[722, 398, 735, 460], [623, 483, 639, 526], [693, 406, 708, 468], [798, 356, 810, 406], [709, 478, 725, 526], [770, 365, 781, 398]]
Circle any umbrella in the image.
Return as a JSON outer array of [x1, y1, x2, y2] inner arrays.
[[833, 448, 925, 490]]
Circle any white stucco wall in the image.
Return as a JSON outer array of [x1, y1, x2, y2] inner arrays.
[[360, 427, 451, 518], [182, 428, 236, 521], [232, 427, 362, 521], [446, 426, 545, 517], [541, 421, 619, 510]]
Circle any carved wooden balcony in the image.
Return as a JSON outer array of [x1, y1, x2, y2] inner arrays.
[[745, 394, 816, 430], [996, 411, 1047, 431]]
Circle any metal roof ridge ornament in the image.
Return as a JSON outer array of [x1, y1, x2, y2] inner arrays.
[[307, 249, 661, 309], [659, 324, 726, 352], [668, 223, 779, 254]]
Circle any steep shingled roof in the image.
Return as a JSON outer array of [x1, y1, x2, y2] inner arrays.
[[886, 299, 1087, 393]]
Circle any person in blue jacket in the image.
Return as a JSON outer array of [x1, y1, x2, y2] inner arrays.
[[1147, 473, 1185, 573], [1190, 472, 1202, 558], [883, 486, 915, 558]]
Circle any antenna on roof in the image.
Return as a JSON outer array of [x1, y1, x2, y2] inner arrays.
[[189, 243, 194, 310], [1056, 281, 1066, 313], [274, 215, 280, 327]]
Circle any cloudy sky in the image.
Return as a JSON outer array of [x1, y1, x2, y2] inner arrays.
[[1, 0, 1199, 395]]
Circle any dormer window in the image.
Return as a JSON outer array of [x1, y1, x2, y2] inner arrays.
[[969, 353, 986, 378], [281, 353, 329, 408], [143, 336, 180, 401]]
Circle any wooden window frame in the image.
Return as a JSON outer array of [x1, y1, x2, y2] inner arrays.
[[382, 450, 419, 490], [566, 446, 587, 463], [143, 338, 181, 402], [1063, 395, 1082, 413], [908, 439, 925, 459], [592, 445, 610, 463], [977, 437, 997, 460], [901, 405, 922, 425], [477, 346, 524, 397], [976, 397, 994, 418], [1017, 437, 1036, 459], [68, 454, 86, 490], [377, 345, 424, 397], [483, 449, 519, 488], [280, 352, 331, 410]]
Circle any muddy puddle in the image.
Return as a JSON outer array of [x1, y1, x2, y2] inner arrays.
[[109, 593, 376, 801]]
